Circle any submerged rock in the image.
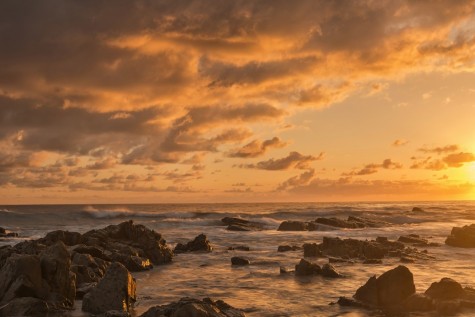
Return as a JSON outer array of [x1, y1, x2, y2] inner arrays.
[[231, 256, 250, 266], [228, 246, 250, 251], [222, 217, 264, 231], [277, 245, 301, 252], [445, 224, 475, 248], [321, 263, 343, 278], [295, 258, 321, 276], [140, 297, 246, 317], [82, 262, 136, 314], [174, 234, 212, 253]]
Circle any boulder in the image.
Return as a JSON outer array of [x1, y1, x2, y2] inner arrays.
[[140, 297, 246, 317], [277, 221, 308, 231], [174, 234, 212, 253], [411, 207, 424, 212], [82, 262, 136, 314], [303, 243, 322, 257], [231, 257, 250, 266], [39, 230, 83, 246], [425, 278, 466, 300], [445, 224, 475, 248], [295, 258, 321, 276], [354, 265, 416, 308], [221, 217, 264, 231], [398, 234, 428, 245], [321, 263, 343, 278], [402, 293, 434, 312], [277, 245, 300, 252], [0, 297, 49, 316]]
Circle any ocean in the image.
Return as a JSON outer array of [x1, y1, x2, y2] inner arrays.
[[1, 201, 475, 316]]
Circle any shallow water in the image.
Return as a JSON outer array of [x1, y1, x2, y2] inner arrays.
[[1, 201, 475, 316]]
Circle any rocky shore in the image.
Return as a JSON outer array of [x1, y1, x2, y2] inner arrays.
[[1, 214, 475, 316]]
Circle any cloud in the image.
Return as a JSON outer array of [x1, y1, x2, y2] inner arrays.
[[343, 158, 403, 176], [392, 139, 409, 147], [277, 169, 315, 191], [227, 137, 287, 158], [443, 152, 475, 167], [410, 152, 475, 170], [418, 144, 460, 154], [240, 151, 324, 170]]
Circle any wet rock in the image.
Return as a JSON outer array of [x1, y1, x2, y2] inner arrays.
[[398, 234, 428, 245], [411, 207, 424, 212], [363, 259, 382, 264], [295, 258, 321, 276], [321, 263, 343, 278], [354, 265, 416, 308], [277, 245, 300, 252], [82, 262, 136, 314], [39, 230, 83, 246], [174, 234, 212, 253], [82, 220, 173, 267], [140, 297, 246, 317], [315, 217, 365, 228], [71, 244, 109, 260], [402, 293, 434, 312], [0, 297, 49, 316], [228, 246, 250, 251], [280, 266, 293, 274], [445, 224, 475, 248], [277, 221, 308, 231], [231, 256, 250, 266], [425, 278, 466, 300], [222, 217, 264, 231], [329, 257, 354, 264], [76, 282, 96, 299], [320, 237, 387, 259], [303, 243, 322, 257], [0, 227, 19, 239]]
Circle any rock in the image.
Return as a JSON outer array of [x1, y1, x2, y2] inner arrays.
[[0, 227, 4, 235], [400, 256, 415, 263], [402, 293, 434, 312], [0, 297, 49, 316], [277, 221, 308, 231], [228, 246, 250, 251], [303, 243, 322, 257], [445, 224, 475, 248], [71, 244, 109, 260], [82, 262, 136, 314], [320, 237, 387, 259], [398, 234, 428, 245], [231, 257, 250, 266], [363, 259, 382, 264], [295, 258, 321, 276], [354, 265, 415, 308], [277, 245, 300, 252], [222, 217, 264, 231], [140, 297, 246, 317], [321, 263, 343, 278], [39, 230, 83, 246], [40, 242, 76, 308], [174, 234, 212, 253], [82, 220, 173, 266], [329, 257, 354, 264], [102, 310, 131, 317], [315, 217, 365, 228], [280, 266, 293, 274], [76, 282, 96, 299], [0, 227, 19, 239], [425, 278, 466, 300], [411, 207, 424, 212]]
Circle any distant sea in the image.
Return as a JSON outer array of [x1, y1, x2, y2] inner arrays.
[[2, 201, 475, 316]]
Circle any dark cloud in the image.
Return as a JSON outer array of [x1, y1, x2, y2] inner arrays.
[[418, 144, 460, 155], [411, 152, 475, 170], [240, 151, 323, 170], [227, 137, 287, 158], [277, 169, 315, 191], [343, 159, 403, 176]]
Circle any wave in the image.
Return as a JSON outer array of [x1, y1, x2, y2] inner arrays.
[[81, 206, 154, 219]]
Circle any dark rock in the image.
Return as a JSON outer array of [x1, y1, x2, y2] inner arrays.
[[425, 278, 466, 300], [321, 263, 343, 278], [0, 297, 49, 316], [303, 243, 322, 257], [39, 230, 83, 246], [363, 259, 383, 264], [402, 294, 434, 312], [0, 227, 4, 235], [140, 297, 246, 317], [221, 217, 264, 231], [277, 221, 308, 231], [411, 207, 424, 212], [40, 242, 76, 308], [174, 234, 212, 253], [398, 234, 428, 245], [329, 257, 354, 264], [445, 224, 475, 248], [76, 282, 96, 299], [354, 265, 416, 308], [277, 245, 300, 252], [231, 256, 250, 266], [400, 256, 415, 263], [71, 245, 109, 260], [315, 217, 365, 228], [102, 310, 131, 317], [0, 227, 19, 239], [337, 297, 371, 309], [228, 246, 250, 251], [320, 237, 387, 259], [82, 262, 136, 314], [295, 258, 321, 276]]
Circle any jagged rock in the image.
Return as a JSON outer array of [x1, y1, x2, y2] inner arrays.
[[82, 262, 136, 314], [321, 263, 343, 278], [398, 234, 428, 245], [0, 297, 49, 316], [445, 224, 475, 248], [425, 278, 466, 300], [231, 256, 250, 266], [228, 246, 250, 251], [277, 245, 300, 252], [140, 297, 246, 317], [39, 230, 83, 246], [303, 243, 322, 257], [174, 234, 212, 253], [354, 265, 415, 308], [0, 227, 19, 239], [221, 217, 264, 231], [76, 282, 96, 299], [295, 258, 321, 276], [71, 244, 109, 260], [40, 242, 76, 308], [277, 221, 308, 231]]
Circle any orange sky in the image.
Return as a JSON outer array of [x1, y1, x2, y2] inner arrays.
[[1, 1, 475, 204]]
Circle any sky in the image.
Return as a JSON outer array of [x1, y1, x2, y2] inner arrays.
[[1, 0, 475, 204]]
